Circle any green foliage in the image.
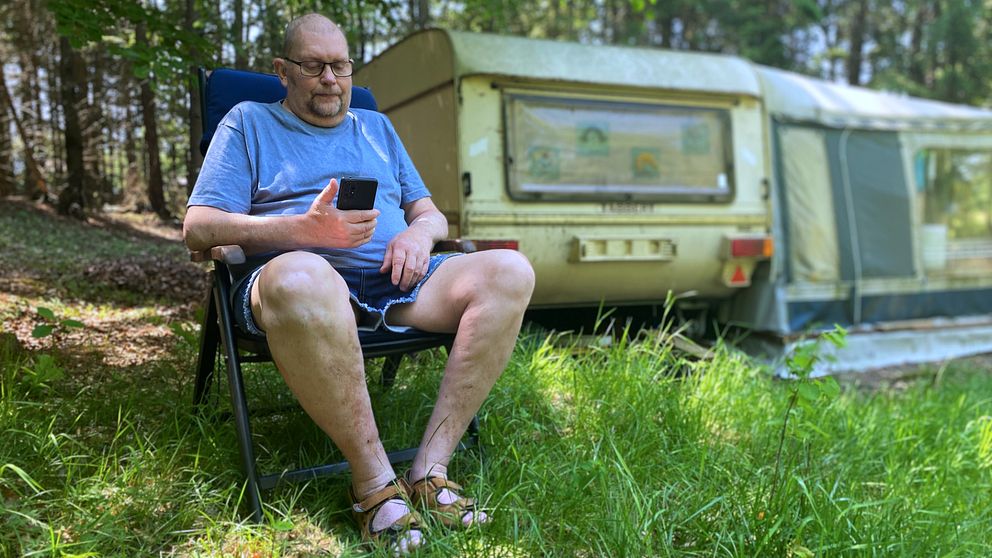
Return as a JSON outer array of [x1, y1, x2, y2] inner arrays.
[[169, 321, 199, 349], [19, 353, 65, 388], [46, 0, 211, 83], [768, 324, 847, 507], [30, 306, 84, 340]]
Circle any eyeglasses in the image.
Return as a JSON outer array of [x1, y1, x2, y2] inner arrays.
[[283, 57, 354, 78]]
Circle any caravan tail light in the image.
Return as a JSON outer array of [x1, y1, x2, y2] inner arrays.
[[729, 236, 774, 259], [469, 239, 519, 251]]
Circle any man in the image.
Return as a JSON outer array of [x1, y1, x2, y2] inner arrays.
[[183, 13, 534, 554]]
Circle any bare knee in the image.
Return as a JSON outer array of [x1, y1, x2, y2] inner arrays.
[[255, 252, 351, 330], [475, 250, 535, 309]]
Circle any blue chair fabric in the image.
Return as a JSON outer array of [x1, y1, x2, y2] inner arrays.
[[199, 67, 378, 156]]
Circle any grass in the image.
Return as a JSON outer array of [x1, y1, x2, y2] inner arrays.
[[1, 198, 991, 557]]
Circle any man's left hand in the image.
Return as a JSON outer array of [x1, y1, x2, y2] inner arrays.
[[380, 228, 433, 291]]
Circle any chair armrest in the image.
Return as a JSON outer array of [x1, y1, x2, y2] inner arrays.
[[190, 239, 473, 265], [433, 239, 476, 253], [189, 245, 247, 265]]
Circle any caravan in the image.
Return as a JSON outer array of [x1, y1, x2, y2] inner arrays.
[[355, 30, 774, 308], [356, 30, 992, 365]]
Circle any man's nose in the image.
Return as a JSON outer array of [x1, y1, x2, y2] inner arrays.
[[319, 65, 338, 84]]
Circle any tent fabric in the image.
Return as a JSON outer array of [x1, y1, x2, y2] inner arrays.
[[719, 263, 790, 333], [787, 287, 992, 331], [758, 66, 992, 132], [778, 125, 839, 283], [826, 129, 915, 281]]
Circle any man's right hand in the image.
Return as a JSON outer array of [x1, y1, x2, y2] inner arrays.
[[306, 179, 380, 248]]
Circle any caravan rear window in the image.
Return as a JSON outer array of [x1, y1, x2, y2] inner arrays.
[[916, 148, 992, 275], [504, 93, 734, 202]]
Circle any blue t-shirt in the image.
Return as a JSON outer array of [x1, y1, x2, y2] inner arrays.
[[187, 101, 430, 277]]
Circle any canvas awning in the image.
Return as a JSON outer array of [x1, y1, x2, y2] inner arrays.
[[758, 66, 992, 132]]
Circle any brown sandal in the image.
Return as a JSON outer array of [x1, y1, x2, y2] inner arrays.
[[350, 478, 424, 548], [408, 475, 485, 528]]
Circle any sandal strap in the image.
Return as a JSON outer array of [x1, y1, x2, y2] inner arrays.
[[414, 475, 464, 494], [352, 478, 410, 513], [409, 475, 477, 512], [350, 479, 423, 543]]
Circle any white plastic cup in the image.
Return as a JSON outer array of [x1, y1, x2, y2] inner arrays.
[[920, 223, 948, 271]]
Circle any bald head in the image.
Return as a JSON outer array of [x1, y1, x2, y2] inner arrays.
[[275, 13, 353, 128], [283, 14, 345, 59]]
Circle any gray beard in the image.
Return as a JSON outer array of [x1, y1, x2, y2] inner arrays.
[[308, 95, 342, 118]]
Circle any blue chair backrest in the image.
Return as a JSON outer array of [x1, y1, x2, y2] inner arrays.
[[199, 67, 379, 155]]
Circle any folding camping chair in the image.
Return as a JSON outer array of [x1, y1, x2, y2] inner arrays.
[[189, 68, 479, 522]]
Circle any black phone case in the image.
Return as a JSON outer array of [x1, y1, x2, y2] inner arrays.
[[336, 177, 378, 210]]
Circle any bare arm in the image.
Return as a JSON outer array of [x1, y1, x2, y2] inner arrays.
[[380, 197, 448, 290], [403, 197, 448, 245], [183, 178, 380, 254]]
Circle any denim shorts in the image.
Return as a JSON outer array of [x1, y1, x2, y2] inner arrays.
[[231, 252, 461, 337]]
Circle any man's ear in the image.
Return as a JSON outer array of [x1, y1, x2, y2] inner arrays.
[[273, 58, 289, 86]]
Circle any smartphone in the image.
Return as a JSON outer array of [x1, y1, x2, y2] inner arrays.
[[336, 177, 378, 210]]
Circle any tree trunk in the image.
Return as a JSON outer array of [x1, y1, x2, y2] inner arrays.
[[353, 0, 368, 61], [1, 65, 48, 198], [0, 95, 13, 196], [136, 22, 169, 218], [185, 0, 203, 197], [659, 6, 674, 48], [908, 2, 927, 85], [47, 48, 65, 186], [565, 0, 576, 41], [233, 0, 247, 69], [123, 89, 140, 202], [846, 0, 869, 85], [818, 0, 838, 82], [927, 0, 942, 91], [86, 49, 107, 206], [260, 0, 284, 65], [409, 0, 430, 31], [57, 36, 86, 218]]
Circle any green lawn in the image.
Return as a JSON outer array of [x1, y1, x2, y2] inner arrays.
[[2, 200, 990, 557]]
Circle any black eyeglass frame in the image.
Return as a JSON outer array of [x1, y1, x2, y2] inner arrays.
[[283, 57, 355, 78]]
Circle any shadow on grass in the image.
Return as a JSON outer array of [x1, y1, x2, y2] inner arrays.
[[0, 198, 208, 310], [0, 198, 559, 557]]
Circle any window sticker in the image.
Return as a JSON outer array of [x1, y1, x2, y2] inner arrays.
[[631, 148, 661, 179], [577, 122, 610, 156], [682, 122, 711, 155], [527, 146, 560, 180]]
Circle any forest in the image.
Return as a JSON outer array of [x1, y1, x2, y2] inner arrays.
[[1, 0, 990, 219]]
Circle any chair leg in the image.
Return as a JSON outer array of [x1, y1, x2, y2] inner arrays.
[[226, 353, 264, 522], [467, 415, 480, 443], [193, 284, 220, 407], [212, 287, 264, 522], [381, 354, 403, 388]]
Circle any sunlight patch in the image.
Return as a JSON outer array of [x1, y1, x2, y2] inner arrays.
[[166, 516, 345, 558]]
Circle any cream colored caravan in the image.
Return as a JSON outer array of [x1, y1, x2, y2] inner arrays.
[[355, 30, 773, 308]]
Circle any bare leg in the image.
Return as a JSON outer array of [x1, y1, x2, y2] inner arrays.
[[251, 251, 421, 548], [389, 250, 535, 521]]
